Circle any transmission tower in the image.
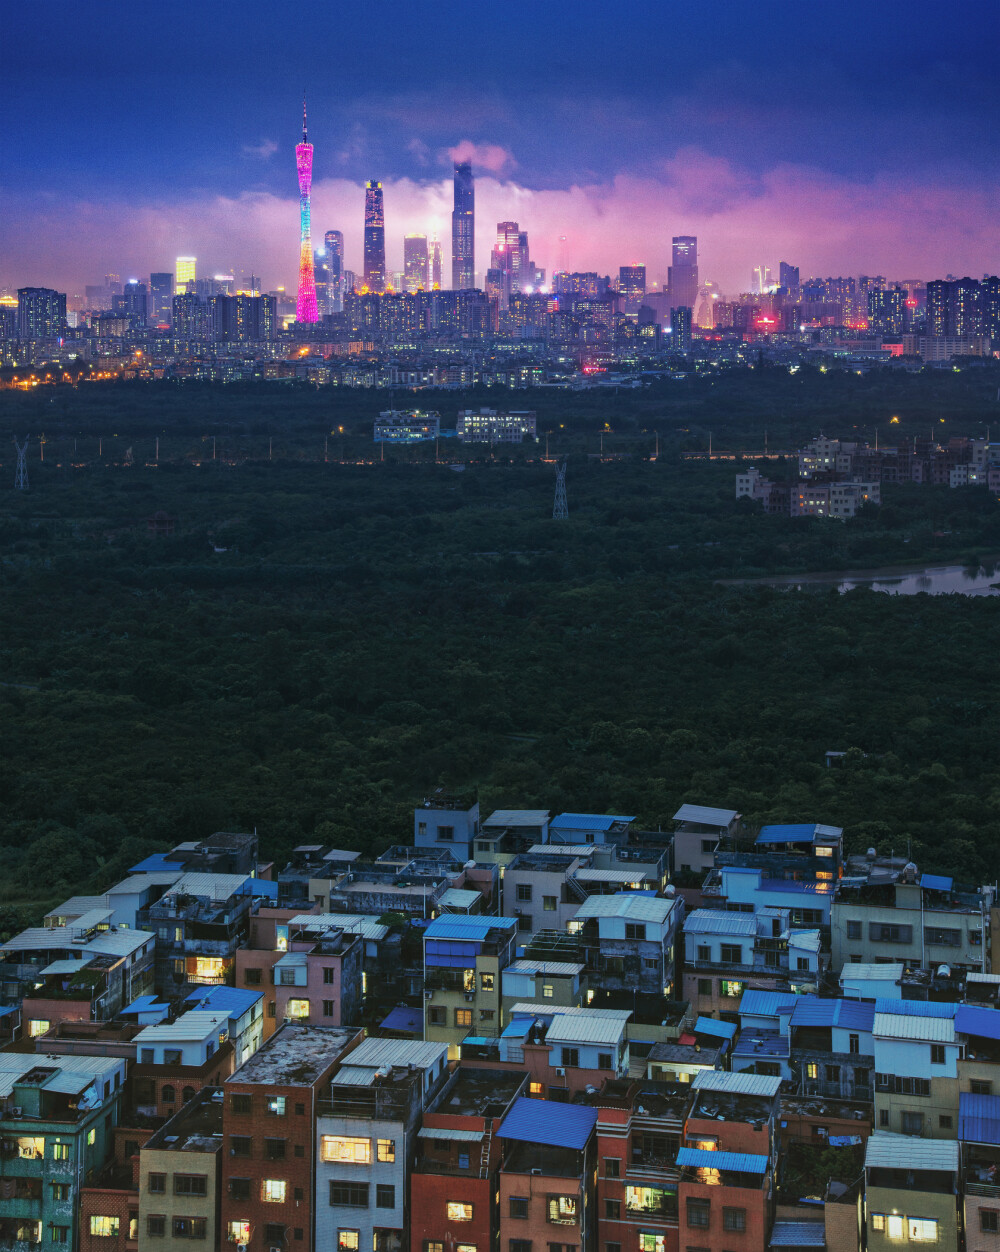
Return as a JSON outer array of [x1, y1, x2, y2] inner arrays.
[[13, 437, 28, 491], [552, 460, 568, 519]]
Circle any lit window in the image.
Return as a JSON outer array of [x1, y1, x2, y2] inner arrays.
[[28, 1019, 50, 1038], [447, 1202, 473, 1221], [321, 1136, 371, 1164], [480, 974, 494, 992], [51, 1143, 69, 1161], [267, 1096, 287, 1116], [909, 1219, 938, 1242], [886, 1215, 905, 1240], [89, 1217, 120, 1238], [286, 999, 310, 1019], [529, 1082, 543, 1095], [806, 1063, 818, 1080], [193, 956, 225, 983], [542, 984, 554, 998], [262, 1179, 286, 1203], [86, 1130, 96, 1146], [338, 1232, 359, 1252], [456, 1246, 477, 1252], [377, 1139, 395, 1163], [227, 1222, 251, 1244], [547, 1196, 578, 1224], [638, 1237, 665, 1252]]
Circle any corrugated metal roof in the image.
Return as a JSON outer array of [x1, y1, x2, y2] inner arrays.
[[865, 1132, 957, 1171], [814, 824, 843, 840], [739, 990, 800, 1018], [873, 1012, 955, 1042], [968, 972, 1000, 985], [959, 1092, 1000, 1145], [684, 910, 757, 936], [134, 1011, 229, 1043], [44, 895, 107, 919], [544, 1012, 629, 1046], [673, 804, 738, 827], [527, 844, 594, 857], [695, 1016, 737, 1039], [342, 1036, 447, 1071], [424, 914, 517, 941], [956, 1005, 1000, 1040], [732, 1034, 790, 1059], [289, 913, 389, 940], [437, 888, 482, 908], [508, 1004, 632, 1021], [506, 960, 584, 976], [790, 997, 874, 1031], [498, 1096, 597, 1149], [184, 986, 262, 1018], [484, 810, 550, 827], [676, 1147, 769, 1173], [840, 963, 904, 983], [770, 1222, 826, 1247], [41, 958, 94, 976], [759, 878, 833, 895], [550, 813, 635, 831], [85, 929, 154, 957], [106, 871, 182, 893], [0, 1052, 121, 1086], [789, 931, 823, 953], [417, 1126, 484, 1142], [757, 824, 817, 844], [379, 1006, 423, 1033], [331, 1065, 378, 1086], [574, 894, 675, 923], [920, 874, 954, 892], [574, 868, 650, 883], [692, 1070, 782, 1096], [874, 998, 956, 1018], [166, 872, 250, 901]]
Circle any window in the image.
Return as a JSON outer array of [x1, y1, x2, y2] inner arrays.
[[455, 1009, 473, 1027], [901, 1112, 924, 1135], [230, 1135, 252, 1158], [28, 1018, 50, 1038], [869, 922, 912, 944], [338, 1232, 360, 1252], [719, 980, 743, 998], [51, 1142, 69, 1161], [87, 1128, 97, 1146], [148, 1173, 166, 1193], [245, 967, 262, 985], [605, 1200, 621, 1220], [148, 1217, 167, 1238], [89, 1218, 120, 1238], [480, 1009, 495, 1022], [908, 1218, 938, 1242], [265, 1138, 286, 1160], [447, 1202, 473, 1221], [638, 1238, 665, 1252], [226, 1222, 250, 1244], [481, 973, 494, 992], [262, 1179, 287, 1203], [162, 1085, 176, 1105], [323, 967, 337, 983], [329, 1181, 369, 1207], [875, 1075, 930, 1097], [849, 1033, 860, 1054], [517, 915, 532, 932], [825, 1065, 840, 1083], [50, 1229, 69, 1244], [510, 1198, 529, 1219], [323, 1000, 335, 1017], [686, 1198, 710, 1229], [517, 884, 533, 901], [375, 1183, 395, 1207], [722, 1209, 746, 1233], [697, 978, 712, 996], [846, 920, 862, 939], [543, 896, 557, 911], [972, 1080, 994, 1096], [266, 1095, 287, 1116], [925, 927, 960, 946], [510, 1243, 532, 1252], [930, 1044, 945, 1065], [606, 1244, 622, 1252], [696, 945, 711, 962], [626, 924, 646, 941], [879, 1109, 889, 1127], [604, 1157, 620, 1178], [854, 1068, 869, 1087], [796, 957, 810, 971], [428, 1007, 446, 1025], [229, 1179, 251, 1200], [174, 1175, 207, 1196], [172, 1218, 207, 1240], [51, 1183, 70, 1201], [939, 1115, 952, 1129], [598, 1053, 613, 1070], [547, 1197, 578, 1224], [287, 999, 310, 1019], [375, 1234, 404, 1252], [720, 944, 742, 964], [981, 1211, 1000, 1233], [321, 1136, 371, 1163], [437, 825, 454, 842]]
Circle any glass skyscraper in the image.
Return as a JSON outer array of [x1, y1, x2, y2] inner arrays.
[[451, 162, 475, 289], [364, 182, 386, 294]]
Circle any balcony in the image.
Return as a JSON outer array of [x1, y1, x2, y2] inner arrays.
[[965, 1167, 1000, 1199]]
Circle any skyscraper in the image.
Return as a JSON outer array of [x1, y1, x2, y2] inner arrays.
[[404, 235, 429, 292], [489, 222, 531, 303], [325, 230, 344, 312], [17, 288, 66, 339], [114, 279, 148, 325], [364, 182, 386, 293], [619, 265, 646, 315], [150, 273, 173, 324], [778, 262, 800, 300], [295, 100, 318, 323], [668, 237, 698, 312], [429, 237, 442, 290], [452, 161, 475, 289], [670, 305, 693, 353], [175, 257, 196, 294]]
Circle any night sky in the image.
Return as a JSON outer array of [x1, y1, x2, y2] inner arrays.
[[4, 0, 999, 292]]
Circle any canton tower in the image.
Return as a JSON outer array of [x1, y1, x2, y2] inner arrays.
[[295, 98, 319, 323]]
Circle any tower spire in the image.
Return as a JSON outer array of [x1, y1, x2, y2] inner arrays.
[[302, 93, 308, 143]]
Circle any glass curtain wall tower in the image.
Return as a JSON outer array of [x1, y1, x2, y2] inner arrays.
[[295, 100, 319, 323], [452, 161, 475, 289], [364, 182, 386, 293]]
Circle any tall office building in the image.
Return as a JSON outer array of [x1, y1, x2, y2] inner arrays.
[[451, 161, 475, 289], [489, 221, 531, 303], [114, 279, 148, 325], [404, 234, 429, 292], [670, 306, 693, 353], [364, 182, 386, 293], [149, 273, 173, 325], [175, 257, 196, 294], [429, 236, 442, 290], [619, 264, 646, 315], [17, 288, 67, 339], [778, 262, 800, 300], [668, 236, 698, 312], [325, 229, 344, 312], [295, 101, 318, 322]]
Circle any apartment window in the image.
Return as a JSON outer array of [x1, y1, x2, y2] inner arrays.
[[719, 980, 743, 998], [376, 1185, 395, 1209], [50, 1229, 69, 1245], [147, 1216, 166, 1238], [479, 972, 494, 992], [261, 1179, 286, 1204], [147, 1173, 166, 1194], [52, 1143, 69, 1161], [50, 1183, 71, 1201], [517, 884, 533, 901], [287, 999, 310, 1019], [279, 967, 297, 986], [172, 1218, 207, 1240], [510, 1243, 533, 1252], [529, 1082, 543, 1095], [825, 1065, 840, 1083], [561, 1047, 580, 1068], [517, 915, 532, 932], [796, 957, 810, 971], [437, 825, 454, 842], [598, 1053, 613, 1070], [374, 1234, 403, 1252], [426, 1245, 445, 1252], [330, 1181, 369, 1207], [90, 1217, 120, 1238], [338, 1232, 360, 1252], [869, 922, 912, 944], [638, 1238, 666, 1252], [230, 1136, 251, 1158], [162, 1085, 176, 1105], [605, 1200, 621, 1220], [686, 1198, 710, 1229], [266, 1094, 287, 1116], [604, 1158, 620, 1178], [510, 1197, 529, 1219], [626, 924, 646, 942], [697, 979, 712, 996], [720, 944, 742, 964], [846, 920, 862, 939], [418, 822, 427, 836], [323, 967, 337, 983], [265, 1138, 286, 1160], [925, 927, 960, 946], [447, 1203, 473, 1221], [848, 1033, 860, 1054], [972, 1080, 994, 1096], [229, 1178, 251, 1200], [547, 1197, 578, 1224], [231, 1092, 252, 1114], [480, 1009, 495, 1022], [322, 1136, 371, 1163], [908, 1219, 938, 1241], [455, 1009, 473, 1027], [696, 945, 711, 962], [879, 1109, 889, 1127], [606, 1244, 622, 1252], [854, 1068, 869, 1087], [542, 984, 554, 999], [323, 1000, 335, 1017], [268, 1002, 276, 1018], [428, 1007, 446, 1025], [174, 1175, 207, 1196], [543, 896, 557, 911], [901, 1112, 923, 1135], [722, 1209, 746, 1233], [930, 1044, 945, 1065], [264, 1228, 286, 1247], [295, 1103, 305, 1115], [245, 967, 262, 984], [981, 1210, 1000, 1233], [377, 1139, 395, 1162]]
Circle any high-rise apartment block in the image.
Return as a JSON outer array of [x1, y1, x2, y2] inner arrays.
[[364, 182, 386, 294], [324, 230, 344, 313], [17, 287, 67, 339], [429, 236, 442, 290], [451, 161, 475, 290], [618, 264, 646, 315], [149, 273, 173, 325]]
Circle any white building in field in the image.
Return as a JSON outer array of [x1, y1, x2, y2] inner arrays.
[[456, 408, 536, 443]]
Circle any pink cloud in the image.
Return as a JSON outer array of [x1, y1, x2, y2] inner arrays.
[[444, 140, 515, 173]]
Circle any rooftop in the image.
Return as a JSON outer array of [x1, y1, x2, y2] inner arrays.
[[684, 909, 757, 936], [228, 1023, 360, 1087], [143, 1088, 224, 1153], [865, 1131, 958, 1173], [498, 1094, 597, 1150], [573, 892, 675, 924], [673, 803, 739, 828], [423, 913, 518, 941], [484, 809, 551, 828], [430, 1067, 526, 1118], [549, 813, 635, 832]]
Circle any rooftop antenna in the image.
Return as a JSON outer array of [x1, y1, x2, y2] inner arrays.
[[302, 92, 308, 144], [552, 460, 568, 519], [13, 437, 28, 490]]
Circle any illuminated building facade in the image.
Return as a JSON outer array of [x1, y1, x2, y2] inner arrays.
[[175, 257, 196, 294], [670, 305, 693, 353], [403, 234, 429, 292], [429, 236, 442, 289], [212, 294, 277, 342], [668, 235, 698, 311], [618, 264, 646, 315], [868, 287, 906, 336], [295, 101, 319, 323], [451, 161, 475, 289], [364, 181, 386, 293], [17, 287, 67, 339], [149, 272, 173, 324], [325, 229, 344, 312]]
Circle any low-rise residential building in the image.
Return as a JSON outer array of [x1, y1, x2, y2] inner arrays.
[[864, 1133, 959, 1252], [422, 914, 518, 1055], [149, 873, 258, 993], [569, 891, 682, 1005], [413, 790, 480, 860], [502, 852, 588, 936], [873, 1002, 959, 1138], [132, 1010, 235, 1119], [500, 959, 587, 1016], [671, 804, 741, 878], [137, 1087, 224, 1252], [958, 1091, 1000, 1250]]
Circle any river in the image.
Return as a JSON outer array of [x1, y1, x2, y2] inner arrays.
[[721, 560, 1000, 596]]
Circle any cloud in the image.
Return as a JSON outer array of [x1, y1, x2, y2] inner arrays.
[[241, 138, 278, 160], [445, 140, 515, 173], [407, 137, 430, 166]]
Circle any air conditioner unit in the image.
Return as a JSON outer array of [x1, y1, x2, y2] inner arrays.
[[424, 990, 434, 999], [464, 992, 475, 1001], [10, 1107, 22, 1118], [555, 1067, 566, 1077], [270, 1246, 283, 1252]]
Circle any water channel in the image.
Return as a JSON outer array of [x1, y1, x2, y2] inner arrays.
[[721, 560, 1000, 596]]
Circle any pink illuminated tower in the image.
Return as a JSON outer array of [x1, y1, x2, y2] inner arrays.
[[295, 98, 319, 323]]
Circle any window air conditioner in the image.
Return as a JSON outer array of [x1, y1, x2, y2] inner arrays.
[[555, 1067, 565, 1077]]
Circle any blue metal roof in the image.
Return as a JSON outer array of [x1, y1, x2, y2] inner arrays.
[[498, 1096, 597, 1150], [770, 1222, 826, 1247], [184, 985, 262, 1017], [550, 813, 634, 831], [757, 824, 817, 844], [128, 852, 178, 873], [956, 1005, 1000, 1041], [920, 874, 954, 892], [959, 1092, 1000, 1145], [739, 990, 800, 1019], [874, 998, 957, 1018], [733, 1034, 791, 1059], [758, 878, 833, 895], [240, 877, 278, 899], [696, 1016, 737, 1039], [380, 1006, 423, 1034], [677, 1147, 769, 1173], [424, 914, 517, 941], [789, 996, 874, 1031]]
